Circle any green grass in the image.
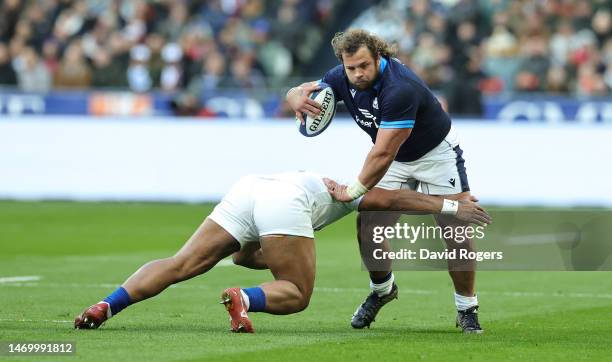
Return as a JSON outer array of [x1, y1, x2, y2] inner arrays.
[[1, 201, 612, 361]]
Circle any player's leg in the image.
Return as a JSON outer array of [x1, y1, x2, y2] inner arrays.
[[219, 234, 315, 333], [418, 137, 483, 333], [259, 234, 316, 313], [232, 241, 268, 270], [351, 165, 414, 329], [219, 178, 316, 332], [433, 205, 482, 334], [123, 218, 240, 301], [74, 218, 240, 329], [351, 209, 400, 329], [75, 175, 258, 329]]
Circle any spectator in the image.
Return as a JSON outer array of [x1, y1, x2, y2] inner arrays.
[[127, 44, 152, 93], [185, 51, 227, 99], [160, 42, 184, 91], [91, 49, 127, 88], [0, 0, 23, 42], [53, 42, 92, 88], [13, 47, 51, 92], [53, 1, 89, 44], [156, 2, 189, 42], [514, 34, 551, 92], [41, 39, 60, 74], [576, 61, 608, 96], [0, 42, 17, 86], [223, 53, 266, 89], [546, 65, 570, 93], [592, 9, 611, 46]]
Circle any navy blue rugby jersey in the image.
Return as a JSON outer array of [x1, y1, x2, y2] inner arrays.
[[321, 57, 451, 162]]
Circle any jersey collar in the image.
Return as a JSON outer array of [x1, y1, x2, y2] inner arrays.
[[373, 57, 388, 92]]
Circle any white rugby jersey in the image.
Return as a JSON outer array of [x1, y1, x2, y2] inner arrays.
[[252, 171, 361, 231]]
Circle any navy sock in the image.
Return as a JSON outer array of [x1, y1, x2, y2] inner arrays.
[[370, 272, 393, 285], [243, 287, 266, 312], [103, 287, 132, 315]]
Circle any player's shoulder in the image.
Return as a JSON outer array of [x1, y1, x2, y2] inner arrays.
[[322, 64, 345, 83], [380, 59, 425, 101]]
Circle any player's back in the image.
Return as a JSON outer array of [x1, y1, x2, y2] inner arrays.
[[251, 171, 358, 231]]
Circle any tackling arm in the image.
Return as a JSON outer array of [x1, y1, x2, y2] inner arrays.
[[323, 178, 491, 226]]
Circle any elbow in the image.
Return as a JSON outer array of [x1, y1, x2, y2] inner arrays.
[[373, 149, 396, 165]]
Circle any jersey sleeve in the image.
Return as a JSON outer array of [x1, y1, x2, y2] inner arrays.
[[379, 85, 419, 129]]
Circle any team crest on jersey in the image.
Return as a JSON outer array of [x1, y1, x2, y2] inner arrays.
[[373, 97, 378, 109], [350, 89, 356, 98]]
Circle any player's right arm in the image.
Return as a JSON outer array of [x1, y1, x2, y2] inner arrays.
[[359, 188, 490, 226], [286, 81, 322, 123], [322, 178, 491, 226]]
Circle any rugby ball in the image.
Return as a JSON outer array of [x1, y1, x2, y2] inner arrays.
[[297, 82, 336, 137]]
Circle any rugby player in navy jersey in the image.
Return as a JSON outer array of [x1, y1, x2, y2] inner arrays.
[[286, 29, 483, 333], [74, 171, 490, 333]]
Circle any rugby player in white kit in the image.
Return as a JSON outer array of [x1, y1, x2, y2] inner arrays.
[[74, 171, 490, 333]]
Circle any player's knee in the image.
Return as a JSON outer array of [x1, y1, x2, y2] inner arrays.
[[231, 252, 248, 267], [294, 291, 311, 312]]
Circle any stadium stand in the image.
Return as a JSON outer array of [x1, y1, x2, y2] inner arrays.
[[0, 0, 610, 117]]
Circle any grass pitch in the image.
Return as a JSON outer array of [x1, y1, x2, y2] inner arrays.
[[1, 201, 612, 361]]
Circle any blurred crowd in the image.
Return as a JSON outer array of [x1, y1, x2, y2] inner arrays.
[[0, 0, 610, 117], [353, 0, 612, 114], [0, 0, 334, 95]]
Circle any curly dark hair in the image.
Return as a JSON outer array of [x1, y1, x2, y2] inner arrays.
[[331, 29, 397, 62]]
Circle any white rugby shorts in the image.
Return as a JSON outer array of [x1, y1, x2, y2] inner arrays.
[[208, 175, 314, 246], [376, 126, 470, 195]]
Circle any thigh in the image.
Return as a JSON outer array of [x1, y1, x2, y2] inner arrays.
[[376, 160, 418, 191], [418, 145, 470, 196], [174, 218, 241, 265], [260, 235, 316, 298]]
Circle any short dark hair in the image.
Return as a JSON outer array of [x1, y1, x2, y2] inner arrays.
[[331, 29, 397, 62]]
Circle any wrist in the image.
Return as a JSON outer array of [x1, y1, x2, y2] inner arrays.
[[346, 180, 369, 200], [441, 199, 459, 215]]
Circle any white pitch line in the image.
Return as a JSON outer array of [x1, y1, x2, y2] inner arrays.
[[503, 232, 579, 246], [0, 276, 41, 284], [0, 318, 72, 324], [2, 281, 612, 300], [315, 287, 434, 295]]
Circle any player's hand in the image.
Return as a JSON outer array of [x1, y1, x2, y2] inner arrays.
[[323, 177, 355, 202], [456, 199, 492, 226], [288, 81, 322, 124]]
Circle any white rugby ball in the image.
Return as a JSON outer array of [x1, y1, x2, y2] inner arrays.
[[297, 82, 336, 137]]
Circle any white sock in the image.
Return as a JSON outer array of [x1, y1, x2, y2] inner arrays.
[[98, 301, 113, 318], [454, 292, 478, 311], [240, 289, 250, 310], [370, 273, 394, 297]]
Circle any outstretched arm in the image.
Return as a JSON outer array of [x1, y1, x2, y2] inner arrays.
[[323, 178, 492, 226]]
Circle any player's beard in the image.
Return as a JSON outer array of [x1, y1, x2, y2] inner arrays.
[[350, 79, 375, 91], [348, 69, 379, 91]]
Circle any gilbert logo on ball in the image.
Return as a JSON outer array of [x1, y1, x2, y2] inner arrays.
[[297, 82, 336, 137]]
